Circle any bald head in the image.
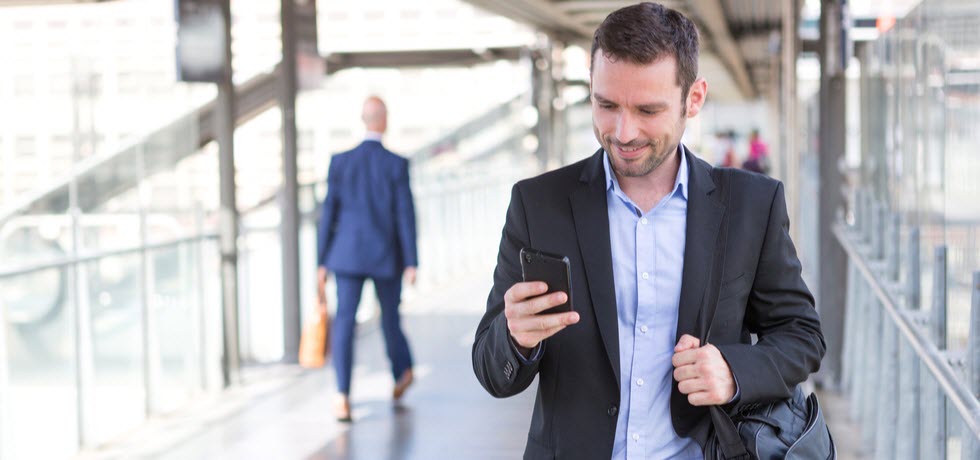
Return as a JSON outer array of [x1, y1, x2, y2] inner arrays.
[[361, 96, 388, 134]]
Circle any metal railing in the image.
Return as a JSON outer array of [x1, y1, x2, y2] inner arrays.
[[836, 187, 980, 459]]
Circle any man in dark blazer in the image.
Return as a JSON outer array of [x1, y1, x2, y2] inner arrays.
[[472, 3, 825, 459], [317, 96, 418, 422]]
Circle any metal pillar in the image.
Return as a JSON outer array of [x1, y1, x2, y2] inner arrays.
[[217, 0, 241, 387], [550, 42, 567, 167], [531, 39, 555, 169], [279, 0, 302, 363], [816, 0, 849, 387], [967, 272, 980, 459], [779, 0, 799, 234]]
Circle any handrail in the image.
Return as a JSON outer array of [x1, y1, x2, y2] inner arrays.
[[0, 233, 217, 281], [834, 222, 980, 437]]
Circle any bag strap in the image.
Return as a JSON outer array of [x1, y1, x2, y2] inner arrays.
[[695, 169, 750, 460]]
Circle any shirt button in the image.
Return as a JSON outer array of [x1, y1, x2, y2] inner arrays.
[[636, 378, 644, 386], [641, 218, 648, 225], [640, 325, 648, 333], [632, 433, 640, 441], [641, 272, 649, 280]]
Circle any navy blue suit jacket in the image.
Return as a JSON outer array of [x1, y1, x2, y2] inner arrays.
[[317, 140, 418, 279]]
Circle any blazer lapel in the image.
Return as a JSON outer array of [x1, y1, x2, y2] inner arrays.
[[569, 149, 621, 384], [675, 148, 727, 344]]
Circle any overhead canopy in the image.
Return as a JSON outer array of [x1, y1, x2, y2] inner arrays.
[[461, 0, 798, 101]]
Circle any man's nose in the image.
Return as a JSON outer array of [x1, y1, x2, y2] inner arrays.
[[614, 113, 638, 144]]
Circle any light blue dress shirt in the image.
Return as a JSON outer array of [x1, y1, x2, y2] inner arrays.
[[605, 150, 701, 460]]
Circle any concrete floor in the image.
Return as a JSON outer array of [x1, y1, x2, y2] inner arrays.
[[77, 273, 861, 460]]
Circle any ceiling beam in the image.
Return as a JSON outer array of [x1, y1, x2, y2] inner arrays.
[[554, 1, 657, 13], [687, 0, 757, 99], [324, 47, 524, 74], [461, 0, 595, 42]]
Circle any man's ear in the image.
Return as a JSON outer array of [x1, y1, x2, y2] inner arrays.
[[685, 78, 708, 118]]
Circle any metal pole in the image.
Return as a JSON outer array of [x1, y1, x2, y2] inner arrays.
[[848, 268, 867, 420], [966, 272, 980, 459], [907, 227, 920, 309], [888, 213, 900, 282], [137, 142, 154, 416], [780, 0, 800, 240], [897, 227, 925, 460], [874, 319, 897, 459], [216, 0, 241, 387], [817, 0, 848, 388], [861, 293, 879, 448], [933, 246, 948, 350], [531, 43, 554, 169], [897, 335, 920, 460], [842, 254, 857, 391], [69, 64, 91, 448], [873, 202, 885, 261], [279, 0, 302, 364], [0, 259, 8, 459], [194, 203, 208, 391], [923, 245, 947, 459]]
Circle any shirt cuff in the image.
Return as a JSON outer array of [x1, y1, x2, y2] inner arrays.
[[509, 336, 544, 364]]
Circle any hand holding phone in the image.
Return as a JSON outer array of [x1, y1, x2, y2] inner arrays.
[[503, 248, 579, 352]]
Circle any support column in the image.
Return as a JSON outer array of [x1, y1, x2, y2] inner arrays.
[[531, 39, 555, 169], [280, 0, 302, 363], [817, 0, 849, 387], [217, 0, 241, 386], [781, 0, 800, 241]]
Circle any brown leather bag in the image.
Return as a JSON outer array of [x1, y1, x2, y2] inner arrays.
[[299, 288, 331, 368]]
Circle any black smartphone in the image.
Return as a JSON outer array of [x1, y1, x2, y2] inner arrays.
[[520, 248, 573, 315]]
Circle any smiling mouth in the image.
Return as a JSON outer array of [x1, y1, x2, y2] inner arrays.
[[614, 144, 647, 159]]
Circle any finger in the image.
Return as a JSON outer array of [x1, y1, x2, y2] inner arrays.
[[521, 291, 568, 316], [672, 364, 699, 382], [674, 334, 700, 352], [509, 311, 578, 336], [671, 349, 698, 368], [687, 390, 724, 407], [678, 378, 709, 395], [505, 281, 549, 304]]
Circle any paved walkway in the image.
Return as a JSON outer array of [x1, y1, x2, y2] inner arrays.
[[79, 274, 536, 460], [78, 271, 861, 459]]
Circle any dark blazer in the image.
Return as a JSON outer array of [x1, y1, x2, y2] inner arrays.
[[472, 147, 825, 459], [317, 140, 418, 279]]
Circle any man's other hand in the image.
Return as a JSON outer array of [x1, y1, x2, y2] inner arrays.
[[404, 266, 417, 285], [504, 281, 579, 352], [671, 334, 736, 406]]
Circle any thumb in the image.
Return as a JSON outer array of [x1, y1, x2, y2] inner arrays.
[[674, 334, 701, 352]]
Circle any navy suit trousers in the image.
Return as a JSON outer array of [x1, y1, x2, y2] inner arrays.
[[332, 274, 413, 394]]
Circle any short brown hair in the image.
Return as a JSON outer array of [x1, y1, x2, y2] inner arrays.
[[591, 2, 700, 101]]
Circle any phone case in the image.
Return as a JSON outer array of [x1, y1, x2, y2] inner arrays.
[[520, 248, 573, 315]]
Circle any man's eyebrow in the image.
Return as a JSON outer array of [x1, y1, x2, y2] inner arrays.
[[637, 102, 669, 111], [593, 93, 614, 104], [594, 93, 668, 111]]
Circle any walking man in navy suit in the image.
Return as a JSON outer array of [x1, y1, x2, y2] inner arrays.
[[317, 96, 418, 422]]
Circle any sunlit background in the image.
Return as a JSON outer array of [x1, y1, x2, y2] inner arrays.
[[0, 0, 978, 459]]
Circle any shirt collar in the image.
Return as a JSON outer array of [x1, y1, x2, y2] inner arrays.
[[602, 145, 689, 200], [364, 131, 384, 142]]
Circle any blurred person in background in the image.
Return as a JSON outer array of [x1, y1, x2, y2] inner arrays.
[[741, 129, 770, 175], [472, 3, 824, 458], [715, 130, 737, 168], [317, 96, 418, 422]]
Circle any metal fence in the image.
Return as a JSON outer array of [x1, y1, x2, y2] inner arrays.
[[836, 188, 980, 459]]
